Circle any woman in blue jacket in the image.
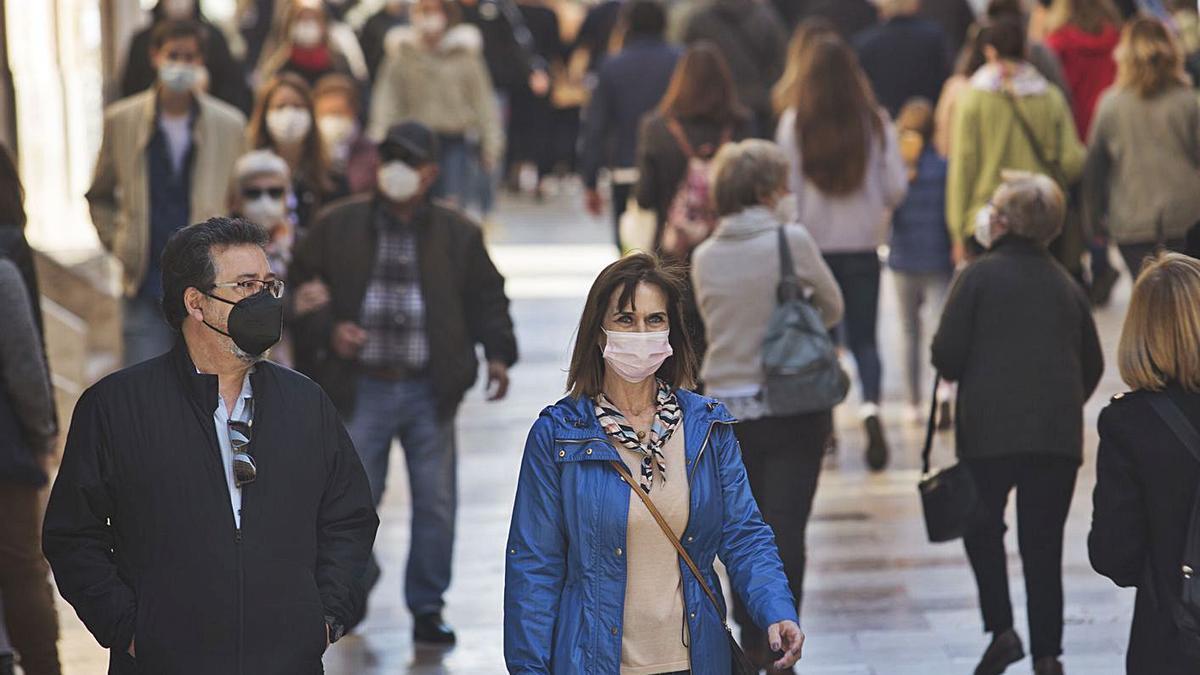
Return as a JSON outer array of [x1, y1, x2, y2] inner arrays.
[[504, 253, 804, 673]]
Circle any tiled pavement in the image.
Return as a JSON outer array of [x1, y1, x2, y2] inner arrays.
[[47, 182, 1136, 674]]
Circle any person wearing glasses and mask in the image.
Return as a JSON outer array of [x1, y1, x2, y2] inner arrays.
[[289, 120, 517, 645], [87, 20, 247, 367], [504, 253, 805, 673], [42, 217, 378, 675]]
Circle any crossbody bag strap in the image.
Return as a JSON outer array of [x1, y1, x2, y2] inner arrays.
[[1148, 394, 1200, 464], [665, 117, 697, 159], [1002, 91, 1067, 187], [609, 460, 730, 626], [920, 373, 941, 476]]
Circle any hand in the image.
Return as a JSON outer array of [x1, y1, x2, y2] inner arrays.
[[951, 240, 966, 268], [529, 69, 551, 97], [331, 322, 368, 360], [128, 636, 136, 658], [293, 279, 331, 316], [486, 360, 510, 401], [585, 189, 604, 217], [325, 623, 331, 649], [767, 620, 804, 669]]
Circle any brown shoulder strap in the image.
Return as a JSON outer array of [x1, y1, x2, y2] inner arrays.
[[610, 460, 729, 625]]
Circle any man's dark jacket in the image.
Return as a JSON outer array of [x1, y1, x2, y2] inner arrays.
[[853, 15, 949, 117], [42, 342, 378, 674], [931, 236, 1104, 463], [288, 195, 518, 419], [682, 0, 787, 126]]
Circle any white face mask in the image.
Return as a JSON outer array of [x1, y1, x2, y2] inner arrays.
[[378, 160, 422, 203], [974, 204, 996, 249], [601, 328, 673, 384], [413, 12, 447, 36], [291, 19, 324, 48], [159, 61, 201, 93], [266, 106, 312, 145], [242, 194, 287, 226], [774, 192, 798, 224], [161, 0, 196, 20], [318, 114, 358, 161]]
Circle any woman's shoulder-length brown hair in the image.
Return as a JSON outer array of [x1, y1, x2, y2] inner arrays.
[[566, 253, 697, 399], [1118, 252, 1200, 393], [657, 41, 749, 127]]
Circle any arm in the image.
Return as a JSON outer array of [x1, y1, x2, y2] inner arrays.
[[1055, 91, 1087, 184], [930, 268, 976, 382], [366, 54, 404, 142], [714, 423, 798, 630], [879, 115, 909, 209], [504, 418, 567, 673], [945, 94, 980, 243], [0, 263, 55, 451], [462, 224, 518, 367], [86, 113, 121, 252], [788, 225, 844, 328], [579, 68, 614, 189], [469, 51, 506, 169], [314, 393, 379, 631], [633, 117, 658, 210], [287, 214, 336, 362], [1079, 295, 1105, 401], [1081, 103, 1113, 236], [42, 388, 137, 652], [1088, 406, 1148, 587]]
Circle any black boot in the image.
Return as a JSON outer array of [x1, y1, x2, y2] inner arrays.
[[413, 611, 457, 646], [974, 629, 1025, 675], [864, 413, 889, 471], [1033, 657, 1064, 675]]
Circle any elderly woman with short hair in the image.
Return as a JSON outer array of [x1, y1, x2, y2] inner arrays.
[[690, 139, 843, 672], [504, 253, 805, 674], [932, 173, 1104, 675]]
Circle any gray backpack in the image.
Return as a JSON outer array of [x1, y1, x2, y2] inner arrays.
[[762, 227, 849, 416]]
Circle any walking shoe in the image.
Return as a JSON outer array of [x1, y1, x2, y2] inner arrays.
[[861, 405, 889, 471], [973, 629, 1025, 675], [1033, 657, 1064, 675], [937, 399, 954, 431], [414, 612, 457, 646], [1090, 265, 1120, 307]]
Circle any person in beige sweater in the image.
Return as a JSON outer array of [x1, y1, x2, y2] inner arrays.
[[691, 139, 843, 671], [86, 20, 245, 365]]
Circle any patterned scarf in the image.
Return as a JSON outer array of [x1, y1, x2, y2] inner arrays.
[[595, 380, 682, 494]]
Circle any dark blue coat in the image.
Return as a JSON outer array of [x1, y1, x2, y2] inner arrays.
[[888, 148, 953, 275], [853, 15, 949, 117]]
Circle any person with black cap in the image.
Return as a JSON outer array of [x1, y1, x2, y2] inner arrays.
[[42, 216, 379, 675], [289, 120, 518, 645]]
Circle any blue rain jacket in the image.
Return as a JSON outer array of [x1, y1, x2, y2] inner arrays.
[[504, 388, 799, 673]]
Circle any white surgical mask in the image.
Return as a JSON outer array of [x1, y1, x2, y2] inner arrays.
[[291, 19, 324, 48], [378, 161, 421, 202], [266, 106, 312, 145], [242, 195, 287, 226], [162, 0, 196, 20], [318, 114, 358, 163], [974, 204, 996, 249], [159, 61, 201, 93], [774, 192, 798, 224], [413, 12, 447, 36], [601, 329, 673, 384]]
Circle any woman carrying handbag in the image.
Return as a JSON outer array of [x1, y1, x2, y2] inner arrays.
[[503, 253, 804, 674]]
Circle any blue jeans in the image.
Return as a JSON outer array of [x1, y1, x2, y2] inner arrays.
[[122, 295, 174, 366], [345, 376, 457, 615], [823, 252, 883, 405]]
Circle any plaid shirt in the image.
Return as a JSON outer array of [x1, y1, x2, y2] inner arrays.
[[358, 207, 429, 371]]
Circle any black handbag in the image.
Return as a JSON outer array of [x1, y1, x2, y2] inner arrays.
[[611, 461, 759, 674], [918, 374, 979, 543]]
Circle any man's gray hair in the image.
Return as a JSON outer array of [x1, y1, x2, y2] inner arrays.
[[710, 139, 790, 217], [993, 172, 1066, 244]]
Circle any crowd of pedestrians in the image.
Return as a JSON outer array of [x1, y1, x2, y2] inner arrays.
[[3, 0, 1200, 674]]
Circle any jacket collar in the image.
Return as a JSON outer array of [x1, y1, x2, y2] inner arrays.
[[169, 337, 268, 416], [713, 206, 780, 241], [990, 234, 1049, 256], [136, 89, 206, 156]]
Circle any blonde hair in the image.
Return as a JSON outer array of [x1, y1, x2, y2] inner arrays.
[[992, 172, 1066, 244], [710, 139, 789, 217], [1118, 252, 1200, 392], [1116, 17, 1190, 98]]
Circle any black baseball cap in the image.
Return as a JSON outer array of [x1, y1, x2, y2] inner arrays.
[[379, 121, 439, 166]]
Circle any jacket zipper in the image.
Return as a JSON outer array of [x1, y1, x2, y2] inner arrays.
[[235, 526, 244, 675]]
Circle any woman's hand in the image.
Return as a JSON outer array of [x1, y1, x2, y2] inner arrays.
[[767, 620, 804, 669]]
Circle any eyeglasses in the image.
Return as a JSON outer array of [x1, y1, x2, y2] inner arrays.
[[228, 418, 256, 488], [242, 187, 286, 200], [210, 279, 285, 299]]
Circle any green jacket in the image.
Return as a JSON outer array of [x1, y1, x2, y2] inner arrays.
[[946, 73, 1085, 243]]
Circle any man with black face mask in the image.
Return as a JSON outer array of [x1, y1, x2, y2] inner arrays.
[[289, 121, 517, 645], [42, 217, 378, 675]]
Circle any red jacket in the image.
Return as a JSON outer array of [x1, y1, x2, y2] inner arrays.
[[1046, 23, 1120, 140]]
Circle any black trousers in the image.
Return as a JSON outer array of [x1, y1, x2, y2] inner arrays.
[[731, 411, 831, 644], [962, 455, 1078, 660]]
